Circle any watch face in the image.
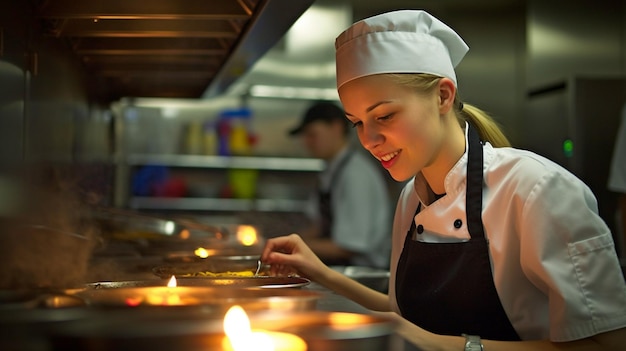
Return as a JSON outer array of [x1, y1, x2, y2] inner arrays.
[[464, 335, 483, 351]]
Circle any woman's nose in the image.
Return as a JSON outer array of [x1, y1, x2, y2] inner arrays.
[[359, 124, 383, 150]]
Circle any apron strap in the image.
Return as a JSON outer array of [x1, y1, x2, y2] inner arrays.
[[466, 123, 485, 239]]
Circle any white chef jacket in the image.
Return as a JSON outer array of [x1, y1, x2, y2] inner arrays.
[[388, 126, 626, 342], [306, 144, 392, 269]]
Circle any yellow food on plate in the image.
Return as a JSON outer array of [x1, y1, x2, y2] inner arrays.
[[181, 270, 255, 278]]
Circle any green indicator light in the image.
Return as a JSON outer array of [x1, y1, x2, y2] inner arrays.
[[563, 139, 574, 158]]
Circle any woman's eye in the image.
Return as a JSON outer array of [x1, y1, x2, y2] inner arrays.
[[350, 121, 362, 128], [377, 114, 392, 121]]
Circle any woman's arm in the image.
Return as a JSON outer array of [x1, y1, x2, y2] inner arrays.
[[315, 266, 390, 311], [261, 233, 391, 311]]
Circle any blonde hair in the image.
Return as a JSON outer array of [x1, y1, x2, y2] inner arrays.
[[386, 73, 511, 147]]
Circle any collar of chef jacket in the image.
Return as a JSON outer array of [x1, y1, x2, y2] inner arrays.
[[410, 122, 495, 243]]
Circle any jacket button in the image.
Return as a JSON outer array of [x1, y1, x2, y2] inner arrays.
[[416, 224, 424, 234], [454, 219, 462, 228]]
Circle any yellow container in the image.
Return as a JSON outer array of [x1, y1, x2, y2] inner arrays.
[[228, 169, 258, 199]]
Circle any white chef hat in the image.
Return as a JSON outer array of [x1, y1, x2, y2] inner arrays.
[[335, 10, 469, 89]]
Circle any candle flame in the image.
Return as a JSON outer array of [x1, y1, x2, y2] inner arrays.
[[224, 305, 273, 351], [179, 229, 190, 239], [167, 275, 177, 288], [194, 247, 209, 258], [224, 305, 251, 338], [236, 225, 258, 246]]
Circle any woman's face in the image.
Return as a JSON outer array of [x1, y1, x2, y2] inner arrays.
[[339, 74, 446, 182]]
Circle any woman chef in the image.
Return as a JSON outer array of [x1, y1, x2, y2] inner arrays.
[[261, 9, 626, 351]]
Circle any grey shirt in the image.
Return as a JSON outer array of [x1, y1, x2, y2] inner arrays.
[[306, 145, 392, 269]]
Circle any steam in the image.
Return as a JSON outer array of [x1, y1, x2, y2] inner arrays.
[[0, 165, 103, 289], [0, 225, 96, 289]]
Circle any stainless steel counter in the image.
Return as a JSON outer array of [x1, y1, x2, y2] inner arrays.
[[305, 281, 421, 351], [1, 254, 420, 351]]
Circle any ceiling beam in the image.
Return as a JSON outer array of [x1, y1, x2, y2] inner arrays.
[[52, 19, 241, 38], [38, 0, 252, 20]]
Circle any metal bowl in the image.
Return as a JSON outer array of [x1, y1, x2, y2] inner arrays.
[[84, 277, 310, 289], [89, 208, 228, 244], [252, 310, 398, 351], [0, 289, 86, 310], [48, 309, 396, 351], [68, 285, 321, 310], [163, 246, 262, 263]]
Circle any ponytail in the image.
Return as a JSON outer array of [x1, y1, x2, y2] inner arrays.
[[457, 102, 511, 147]]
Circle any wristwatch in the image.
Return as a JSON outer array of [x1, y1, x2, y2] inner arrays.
[[462, 334, 483, 351]]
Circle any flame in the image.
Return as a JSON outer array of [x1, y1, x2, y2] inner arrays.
[[328, 312, 368, 330], [223, 305, 307, 351], [236, 225, 258, 246], [223, 305, 251, 339], [179, 229, 191, 239], [194, 247, 218, 258], [125, 296, 143, 306], [167, 275, 177, 288], [224, 305, 273, 351], [194, 247, 209, 258]]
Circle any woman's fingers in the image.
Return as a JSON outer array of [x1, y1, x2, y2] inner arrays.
[[261, 233, 303, 263], [260, 234, 316, 277]]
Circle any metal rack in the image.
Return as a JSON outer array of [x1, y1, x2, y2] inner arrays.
[[118, 154, 323, 212], [125, 154, 323, 171]]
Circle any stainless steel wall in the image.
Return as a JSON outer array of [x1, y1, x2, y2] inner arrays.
[[0, 1, 108, 164], [0, 1, 114, 217], [524, 1, 626, 236]]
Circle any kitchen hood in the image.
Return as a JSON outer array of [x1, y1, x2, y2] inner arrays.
[[36, 0, 314, 102]]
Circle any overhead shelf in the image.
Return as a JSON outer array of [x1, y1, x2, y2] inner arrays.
[[123, 154, 325, 171]]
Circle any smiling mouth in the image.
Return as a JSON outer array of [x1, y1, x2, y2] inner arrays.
[[376, 151, 399, 162]]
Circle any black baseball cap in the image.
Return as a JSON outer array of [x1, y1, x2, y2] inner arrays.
[[288, 101, 347, 136]]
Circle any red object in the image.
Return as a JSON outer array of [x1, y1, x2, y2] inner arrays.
[[153, 178, 187, 197], [248, 133, 259, 146]]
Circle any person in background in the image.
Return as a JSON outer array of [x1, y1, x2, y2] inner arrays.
[[288, 101, 392, 269], [609, 103, 626, 259], [263, 10, 626, 351]]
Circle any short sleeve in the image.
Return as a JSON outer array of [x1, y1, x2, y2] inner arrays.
[[520, 171, 626, 341]]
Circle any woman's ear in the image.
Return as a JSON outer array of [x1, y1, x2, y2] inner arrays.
[[438, 78, 456, 114]]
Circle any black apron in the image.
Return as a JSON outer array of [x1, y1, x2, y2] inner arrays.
[[318, 150, 353, 266], [395, 124, 520, 341]]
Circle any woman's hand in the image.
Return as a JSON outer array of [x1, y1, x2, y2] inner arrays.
[[260, 233, 327, 280]]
